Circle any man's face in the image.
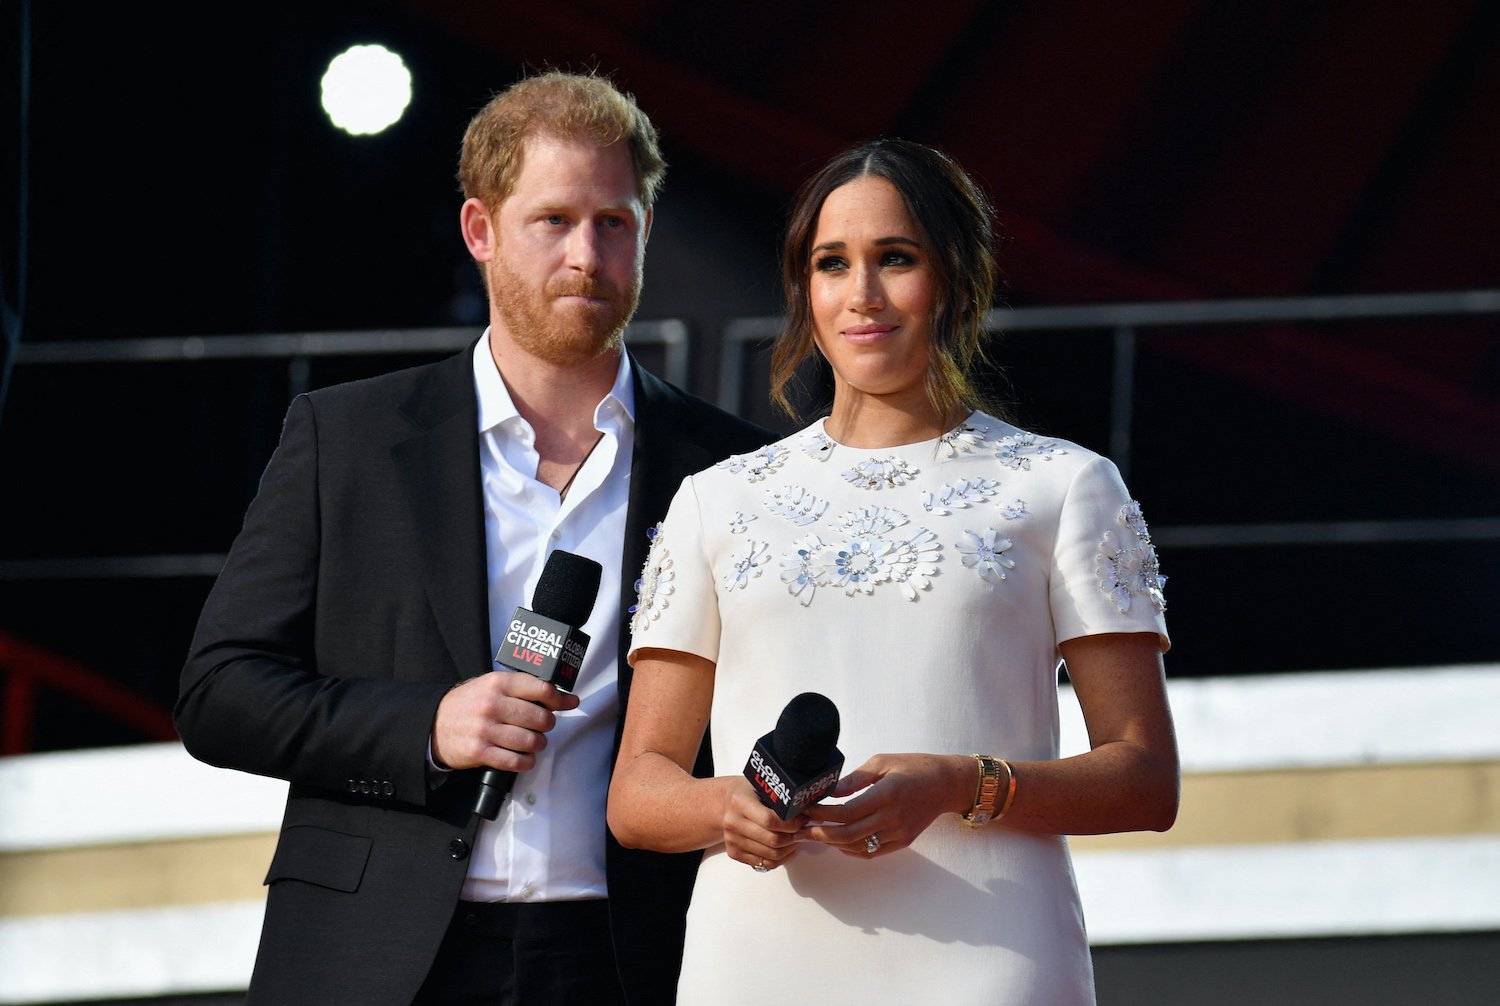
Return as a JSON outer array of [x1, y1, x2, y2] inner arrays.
[[483, 135, 650, 367]]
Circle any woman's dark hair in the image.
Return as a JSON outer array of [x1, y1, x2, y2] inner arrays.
[[770, 137, 1002, 421]]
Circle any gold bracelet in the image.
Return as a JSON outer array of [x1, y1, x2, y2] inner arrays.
[[962, 754, 1002, 827], [995, 758, 1017, 821]]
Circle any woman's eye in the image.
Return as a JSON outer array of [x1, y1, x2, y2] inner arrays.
[[881, 251, 915, 267], [813, 256, 847, 273]]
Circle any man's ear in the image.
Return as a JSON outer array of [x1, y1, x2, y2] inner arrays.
[[460, 198, 496, 263], [642, 206, 653, 245]]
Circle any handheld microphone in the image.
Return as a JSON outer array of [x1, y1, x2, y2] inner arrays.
[[743, 692, 844, 820], [473, 548, 603, 820]]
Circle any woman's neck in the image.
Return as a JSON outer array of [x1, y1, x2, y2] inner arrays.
[[824, 393, 963, 449]]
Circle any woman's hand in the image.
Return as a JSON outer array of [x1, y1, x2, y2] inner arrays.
[[721, 778, 805, 871], [797, 753, 974, 857]]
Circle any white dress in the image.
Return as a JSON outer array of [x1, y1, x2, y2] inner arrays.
[[627, 412, 1169, 1006]]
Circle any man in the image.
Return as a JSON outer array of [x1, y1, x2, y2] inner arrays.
[[175, 71, 769, 1005]]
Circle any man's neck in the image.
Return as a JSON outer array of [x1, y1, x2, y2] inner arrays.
[[486, 328, 622, 481]]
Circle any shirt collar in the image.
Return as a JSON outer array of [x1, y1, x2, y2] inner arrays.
[[472, 329, 637, 434]]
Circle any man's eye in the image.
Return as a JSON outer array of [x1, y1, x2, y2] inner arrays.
[[545, 214, 565, 225]]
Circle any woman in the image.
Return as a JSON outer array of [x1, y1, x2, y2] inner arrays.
[[607, 138, 1178, 1004]]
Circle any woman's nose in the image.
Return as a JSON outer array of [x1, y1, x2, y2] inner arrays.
[[849, 269, 885, 312]]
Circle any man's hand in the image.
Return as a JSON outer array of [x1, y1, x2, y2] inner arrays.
[[430, 670, 581, 772]]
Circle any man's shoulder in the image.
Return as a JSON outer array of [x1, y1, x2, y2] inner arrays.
[[287, 346, 475, 440], [306, 347, 469, 406]]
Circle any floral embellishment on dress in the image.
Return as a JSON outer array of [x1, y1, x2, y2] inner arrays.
[[717, 444, 789, 482], [957, 528, 1016, 586], [832, 505, 908, 535], [995, 433, 1067, 471], [764, 486, 828, 526], [722, 539, 770, 591], [780, 533, 826, 606], [997, 499, 1029, 520], [630, 523, 674, 633], [814, 536, 896, 595], [728, 511, 756, 534], [801, 430, 836, 461], [1096, 505, 1167, 613], [920, 478, 1001, 515], [886, 528, 942, 600], [938, 422, 989, 457], [841, 456, 919, 490], [798, 514, 940, 601]]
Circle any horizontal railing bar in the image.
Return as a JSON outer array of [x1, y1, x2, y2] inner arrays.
[[989, 288, 1500, 332], [12, 320, 688, 365]]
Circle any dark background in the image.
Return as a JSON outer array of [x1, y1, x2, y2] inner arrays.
[[3, 0, 1499, 755]]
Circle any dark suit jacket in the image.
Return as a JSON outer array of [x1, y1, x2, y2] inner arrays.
[[175, 342, 771, 1005]]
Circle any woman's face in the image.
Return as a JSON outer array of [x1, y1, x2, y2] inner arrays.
[[809, 175, 938, 408]]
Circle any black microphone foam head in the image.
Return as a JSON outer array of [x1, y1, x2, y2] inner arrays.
[[532, 550, 603, 626], [772, 692, 841, 774]]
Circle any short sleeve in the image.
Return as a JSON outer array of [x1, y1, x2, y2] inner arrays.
[[1048, 455, 1170, 651], [627, 475, 724, 666]]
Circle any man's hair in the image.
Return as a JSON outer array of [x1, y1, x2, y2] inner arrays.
[[457, 69, 666, 211], [770, 137, 1003, 422]]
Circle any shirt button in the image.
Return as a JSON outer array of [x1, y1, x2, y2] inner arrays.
[[550, 530, 560, 540], [525, 792, 537, 806]]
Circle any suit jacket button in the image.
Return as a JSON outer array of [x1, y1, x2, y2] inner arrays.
[[358, 780, 371, 794], [448, 838, 470, 861], [381, 781, 395, 797]]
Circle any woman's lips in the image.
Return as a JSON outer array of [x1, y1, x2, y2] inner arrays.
[[842, 323, 897, 343]]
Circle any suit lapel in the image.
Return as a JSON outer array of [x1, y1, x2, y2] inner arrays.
[[392, 346, 491, 682]]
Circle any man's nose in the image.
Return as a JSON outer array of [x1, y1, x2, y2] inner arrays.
[[566, 224, 602, 273]]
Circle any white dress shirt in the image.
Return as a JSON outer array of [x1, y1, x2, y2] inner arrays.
[[461, 333, 635, 902]]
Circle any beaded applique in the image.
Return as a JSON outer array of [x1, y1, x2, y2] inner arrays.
[[957, 528, 1016, 586], [630, 524, 674, 633], [840, 456, 920, 490], [722, 540, 770, 591], [801, 430, 835, 461], [995, 433, 1067, 471], [801, 506, 942, 600], [938, 422, 989, 457], [763, 486, 828, 526], [1096, 502, 1167, 612], [717, 444, 789, 482], [920, 478, 1001, 515], [780, 533, 825, 606]]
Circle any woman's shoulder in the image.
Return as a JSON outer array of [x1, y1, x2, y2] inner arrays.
[[961, 411, 1112, 476]]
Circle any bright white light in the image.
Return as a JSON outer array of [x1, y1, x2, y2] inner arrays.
[[319, 44, 412, 136]]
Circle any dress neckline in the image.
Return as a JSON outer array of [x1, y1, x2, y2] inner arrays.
[[813, 410, 983, 454]]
